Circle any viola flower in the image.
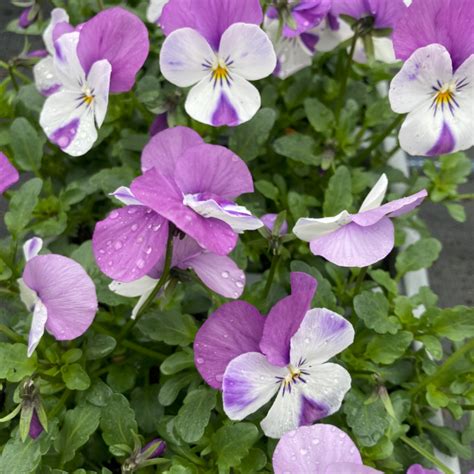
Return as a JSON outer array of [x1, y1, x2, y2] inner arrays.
[[293, 174, 427, 267], [311, 12, 353, 54], [131, 127, 263, 256], [0, 152, 20, 194], [159, 0, 277, 126], [147, 0, 169, 24], [18, 238, 98, 357], [38, 7, 149, 156], [389, 0, 474, 156], [19, 6, 39, 29], [110, 235, 246, 319], [194, 272, 354, 438], [28, 411, 44, 440], [262, 213, 288, 235], [273, 424, 383, 473], [407, 466, 442, 474]]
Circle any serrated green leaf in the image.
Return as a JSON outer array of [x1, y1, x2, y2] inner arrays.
[[9, 117, 44, 172], [61, 364, 91, 391], [354, 291, 401, 334], [365, 331, 413, 364], [0, 343, 37, 382], [323, 166, 353, 216], [395, 238, 442, 277]]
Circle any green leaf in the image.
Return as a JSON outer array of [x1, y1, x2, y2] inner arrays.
[[239, 448, 267, 474], [229, 108, 276, 162], [430, 306, 474, 341], [211, 423, 260, 471], [427, 424, 472, 460], [255, 180, 279, 202], [61, 364, 91, 391], [0, 343, 37, 382], [418, 335, 443, 360], [354, 291, 401, 334], [273, 134, 319, 166], [0, 257, 12, 281], [323, 166, 353, 216], [9, 117, 45, 172], [85, 333, 116, 360], [369, 270, 398, 295], [5, 178, 43, 237], [426, 384, 450, 409], [365, 331, 413, 364], [106, 365, 136, 393], [304, 98, 335, 136], [0, 436, 42, 473], [395, 238, 442, 277], [131, 385, 164, 434], [85, 379, 113, 408], [445, 203, 466, 222], [161, 352, 195, 375], [100, 393, 138, 449], [175, 388, 217, 443], [54, 403, 101, 464], [159, 372, 200, 407]]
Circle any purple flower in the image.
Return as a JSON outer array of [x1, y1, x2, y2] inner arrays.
[[18, 238, 98, 357], [194, 272, 354, 438], [294, 174, 427, 267], [273, 424, 383, 473], [149, 113, 169, 136], [261, 213, 288, 235], [332, 0, 407, 30], [109, 234, 246, 319], [147, 0, 169, 24], [159, 0, 276, 126], [130, 127, 263, 256], [393, 0, 474, 72], [28, 410, 44, 440], [19, 6, 38, 29], [389, 44, 473, 156], [141, 438, 167, 458], [0, 152, 19, 194], [407, 466, 442, 474]]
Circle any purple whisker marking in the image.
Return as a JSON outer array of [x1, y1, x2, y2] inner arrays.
[[299, 397, 329, 425], [50, 118, 80, 150]]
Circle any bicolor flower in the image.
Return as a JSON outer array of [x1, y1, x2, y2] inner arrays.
[[273, 424, 382, 473], [130, 127, 263, 256], [159, 0, 277, 126], [194, 272, 354, 438], [262, 213, 289, 235], [147, 0, 169, 24], [18, 238, 98, 357], [110, 235, 246, 319], [28, 411, 44, 440], [19, 5, 39, 29], [38, 7, 149, 156], [0, 152, 19, 194], [407, 466, 443, 474], [311, 12, 353, 54], [293, 174, 427, 267]]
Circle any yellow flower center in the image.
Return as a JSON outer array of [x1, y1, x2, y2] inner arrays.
[[212, 63, 230, 83], [84, 95, 94, 106]]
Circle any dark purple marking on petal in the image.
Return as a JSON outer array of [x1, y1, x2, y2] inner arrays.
[[42, 84, 61, 96], [327, 12, 340, 31], [299, 396, 329, 425], [29, 410, 44, 439], [300, 32, 319, 53], [50, 118, 80, 150], [28, 49, 49, 58], [427, 122, 455, 156], [212, 93, 240, 127]]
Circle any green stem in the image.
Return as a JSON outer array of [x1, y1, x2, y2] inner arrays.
[[400, 435, 454, 474], [97, 0, 105, 10], [352, 267, 368, 296], [0, 324, 23, 343], [456, 193, 474, 201], [11, 68, 32, 84], [263, 252, 280, 300], [8, 66, 19, 91], [335, 33, 359, 125], [411, 338, 474, 395], [47, 390, 71, 419], [461, 404, 474, 410]]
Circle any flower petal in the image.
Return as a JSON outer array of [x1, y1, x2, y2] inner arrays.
[[92, 205, 169, 283], [43, 8, 70, 55], [313, 16, 353, 53], [186, 73, 261, 126], [219, 23, 277, 80], [272, 424, 363, 474], [77, 7, 150, 93], [194, 301, 265, 389], [28, 300, 48, 357], [109, 276, 157, 298], [407, 465, 442, 474], [0, 152, 19, 194], [290, 308, 354, 366], [260, 272, 318, 367], [86, 59, 112, 128], [52, 32, 85, 90], [223, 351, 285, 420], [359, 174, 388, 213], [309, 219, 395, 267], [160, 28, 214, 87], [147, 0, 169, 23], [141, 126, 204, 175], [160, 0, 263, 50], [23, 255, 98, 341], [325, 464, 383, 474], [110, 186, 143, 206], [293, 211, 352, 242], [23, 237, 43, 262], [33, 57, 61, 96]]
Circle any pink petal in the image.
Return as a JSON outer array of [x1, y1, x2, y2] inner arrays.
[[407, 465, 442, 474], [141, 126, 204, 175], [324, 463, 383, 474], [259, 272, 317, 367], [194, 301, 265, 389], [77, 7, 150, 93], [23, 255, 98, 340], [310, 219, 395, 268], [0, 152, 19, 194], [272, 424, 363, 474], [92, 205, 169, 282], [175, 144, 254, 200]]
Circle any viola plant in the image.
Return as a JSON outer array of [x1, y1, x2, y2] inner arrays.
[[0, 0, 473, 473]]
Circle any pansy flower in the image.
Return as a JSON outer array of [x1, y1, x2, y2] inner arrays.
[[130, 127, 263, 256], [407, 466, 443, 474], [262, 213, 288, 235], [18, 238, 98, 357], [19, 5, 39, 29], [109, 235, 246, 319], [0, 152, 20, 194], [159, 0, 277, 126], [273, 424, 383, 473], [194, 272, 354, 438], [389, 0, 474, 156], [147, 0, 169, 24], [293, 174, 427, 267], [39, 7, 149, 156]]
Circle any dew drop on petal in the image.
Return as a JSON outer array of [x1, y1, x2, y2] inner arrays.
[[146, 247, 153, 255], [300, 448, 308, 456], [312, 438, 320, 445], [114, 241, 123, 250], [221, 271, 229, 279], [110, 210, 119, 219], [137, 259, 145, 269], [196, 357, 204, 364], [131, 224, 138, 232], [235, 281, 244, 288], [215, 373, 223, 382]]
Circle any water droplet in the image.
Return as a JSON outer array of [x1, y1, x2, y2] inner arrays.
[[312, 438, 320, 445], [137, 259, 145, 269], [239, 274, 245, 280], [131, 224, 138, 231], [349, 447, 356, 454], [99, 249, 105, 255], [215, 373, 223, 382], [221, 271, 230, 279], [128, 208, 137, 215], [196, 357, 204, 364], [300, 448, 308, 456], [153, 224, 161, 232], [106, 240, 112, 246], [146, 247, 153, 255], [108, 260, 113, 267], [288, 431, 297, 438], [110, 210, 119, 219], [114, 241, 123, 250], [304, 337, 311, 344], [235, 281, 244, 288]]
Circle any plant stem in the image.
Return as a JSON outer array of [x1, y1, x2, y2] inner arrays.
[[456, 193, 474, 200], [411, 338, 474, 395], [47, 389, 71, 419], [0, 324, 23, 343], [352, 267, 368, 296], [118, 225, 175, 342], [335, 33, 359, 125], [8, 66, 19, 91], [263, 252, 280, 300], [97, 0, 105, 10], [400, 435, 454, 474]]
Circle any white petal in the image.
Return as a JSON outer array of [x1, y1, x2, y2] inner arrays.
[[290, 309, 354, 366], [389, 44, 453, 114], [28, 299, 48, 357], [110, 186, 144, 206], [86, 59, 112, 128], [219, 23, 277, 81], [147, 0, 168, 23], [33, 56, 61, 96], [160, 28, 214, 87], [373, 37, 397, 64], [359, 174, 388, 213], [293, 211, 352, 242], [223, 352, 285, 421], [53, 32, 86, 90], [186, 73, 261, 126], [23, 237, 43, 262], [18, 278, 39, 311], [314, 18, 353, 53], [109, 276, 158, 298], [43, 8, 70, 55]]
